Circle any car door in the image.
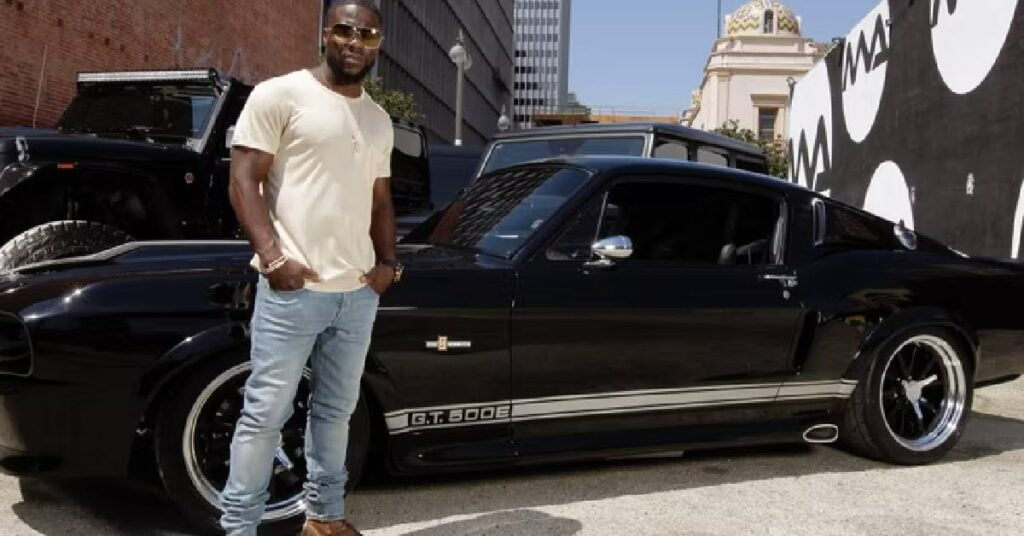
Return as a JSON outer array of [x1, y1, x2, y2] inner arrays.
[[510, 174, 806, 456]]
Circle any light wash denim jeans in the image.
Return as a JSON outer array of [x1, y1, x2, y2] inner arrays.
[[219, 276, 379, 535]]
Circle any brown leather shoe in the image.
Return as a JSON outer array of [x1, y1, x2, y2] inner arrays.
[[301, 519, 363, 536]]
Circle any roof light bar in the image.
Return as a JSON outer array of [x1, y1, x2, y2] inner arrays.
[[77, 69, 215, 83]]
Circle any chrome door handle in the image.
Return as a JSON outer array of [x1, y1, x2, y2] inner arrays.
[[760, 274, 798, 288]]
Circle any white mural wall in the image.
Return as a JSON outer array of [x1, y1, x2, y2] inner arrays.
[[788, 0, 1024, 258]]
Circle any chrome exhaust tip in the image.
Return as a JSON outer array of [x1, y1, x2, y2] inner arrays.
[[803, 424, 839, 444]]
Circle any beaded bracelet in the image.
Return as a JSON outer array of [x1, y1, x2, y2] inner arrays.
[[261, 254, 288, 274]]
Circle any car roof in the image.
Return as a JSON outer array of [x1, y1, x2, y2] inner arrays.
[[490, 122, 764, 157], [502, 155, 806, 194]]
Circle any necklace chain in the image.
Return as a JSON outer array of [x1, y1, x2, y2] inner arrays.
[[319, 63, 363, 152]]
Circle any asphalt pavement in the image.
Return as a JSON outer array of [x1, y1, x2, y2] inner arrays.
[[1, 378, 1021, 536]]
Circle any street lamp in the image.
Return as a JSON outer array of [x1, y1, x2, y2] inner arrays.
[[497, 105, 511, 133], [448, 29, 473, 146]]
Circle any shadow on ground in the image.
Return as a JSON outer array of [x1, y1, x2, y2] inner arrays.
[[8, 408, 1024, 535], [12, 477, 193, 535]]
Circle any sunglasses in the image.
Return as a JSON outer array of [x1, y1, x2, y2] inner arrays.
[[328, 23, 384, 49]]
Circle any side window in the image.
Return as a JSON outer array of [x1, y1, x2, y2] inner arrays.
[[816, 200, 896, 249], [736, 157, 768, 174], [549, 180, 781, 265], [546, 196, 605, 261], [697, 146, 729, 167], [652, 138, 691, 161]]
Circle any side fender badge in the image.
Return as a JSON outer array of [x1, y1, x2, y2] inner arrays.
[[425, 336, 471, 352]]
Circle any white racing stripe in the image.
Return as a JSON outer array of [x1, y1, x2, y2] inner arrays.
[[384, 380, 858, 435]]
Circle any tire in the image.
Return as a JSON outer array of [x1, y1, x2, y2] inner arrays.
[[0, 220, 132, 271], [840, 327, 973, 465], [154, 352, 372, 535]]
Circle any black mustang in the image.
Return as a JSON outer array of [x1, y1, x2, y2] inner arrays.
[[0, 157, 1021, 534]]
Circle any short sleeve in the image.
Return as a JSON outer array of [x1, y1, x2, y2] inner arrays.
[[232, 81, 291, 155], [375, 122, 394, 178]]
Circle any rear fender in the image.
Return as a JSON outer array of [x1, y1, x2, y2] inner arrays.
[[848, 306, 979, 379]]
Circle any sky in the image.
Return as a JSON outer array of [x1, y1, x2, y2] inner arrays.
[[568, 0, 881, 113]]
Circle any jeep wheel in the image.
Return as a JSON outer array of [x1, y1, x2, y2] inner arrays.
[[0, 220, 132, 271]]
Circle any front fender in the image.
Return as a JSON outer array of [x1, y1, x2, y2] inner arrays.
[[139, 322, 251, 405]]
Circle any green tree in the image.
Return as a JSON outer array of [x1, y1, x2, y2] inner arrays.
[[362, 77, 419, 123], [714, 120, 790, 180]]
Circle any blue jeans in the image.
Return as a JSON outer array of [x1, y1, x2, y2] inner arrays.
[[219, 277, 379, 535]]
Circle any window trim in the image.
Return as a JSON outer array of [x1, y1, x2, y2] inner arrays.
[[812, 197, 827, 246]]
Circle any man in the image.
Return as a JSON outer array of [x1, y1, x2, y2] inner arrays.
[[220, 1, 398, 534]]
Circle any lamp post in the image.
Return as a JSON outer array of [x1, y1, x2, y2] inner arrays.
[[448, 29, 473, 146]]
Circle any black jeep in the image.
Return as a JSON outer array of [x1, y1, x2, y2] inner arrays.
[[0, 68, 431, 269]]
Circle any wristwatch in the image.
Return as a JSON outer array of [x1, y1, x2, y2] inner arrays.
[[380, 259, 404, 283]]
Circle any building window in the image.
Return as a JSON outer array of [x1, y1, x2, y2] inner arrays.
[[758, 108, 779, 140], [764, 10, 775, 34]]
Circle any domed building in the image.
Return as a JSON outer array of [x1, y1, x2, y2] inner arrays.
[[683, 1, 827, 141]]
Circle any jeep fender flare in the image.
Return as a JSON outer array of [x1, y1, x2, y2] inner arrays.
[[0, 161, 47, 198]]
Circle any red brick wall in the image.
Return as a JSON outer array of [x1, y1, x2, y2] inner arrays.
[[0, 0, 322, 127]]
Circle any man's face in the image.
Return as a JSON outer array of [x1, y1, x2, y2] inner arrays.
[[322, 4, 382, 83]]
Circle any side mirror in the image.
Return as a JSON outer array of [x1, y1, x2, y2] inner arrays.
[[225, 125, 236, 150], [591, 236, 633, 260]]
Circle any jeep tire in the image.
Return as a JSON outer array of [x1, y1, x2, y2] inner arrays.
[[0, 220, 132, 271]]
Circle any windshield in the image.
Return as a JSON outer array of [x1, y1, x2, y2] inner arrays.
[[424, 166, 591, 258], [59, 84, 218, 143], [482, 136, 646, 174]]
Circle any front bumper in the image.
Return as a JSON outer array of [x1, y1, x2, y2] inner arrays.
[[0, 375, 139, 477]]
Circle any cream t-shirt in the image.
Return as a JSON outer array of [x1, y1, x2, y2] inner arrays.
[[232, 69, 394, 292]]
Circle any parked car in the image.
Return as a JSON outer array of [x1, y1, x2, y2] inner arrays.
[[426, 143, 484, 207], [1, 157, 1022, 534], [400, 123, 768, 244], [0, 68, 431, 269], [395, 143, 482, 238], [477, 122, 769, 176]]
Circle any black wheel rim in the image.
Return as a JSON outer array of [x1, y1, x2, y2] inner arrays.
[[879, 335, 967, 452], [184, 363, 309, 521]]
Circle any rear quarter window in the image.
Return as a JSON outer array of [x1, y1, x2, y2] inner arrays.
[[815, 199, 896, 249]]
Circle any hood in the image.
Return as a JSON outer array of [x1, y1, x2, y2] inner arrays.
[[0, 127, 196, 165], [0, 242, 515, 312], [0, 241, 253, 314]]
